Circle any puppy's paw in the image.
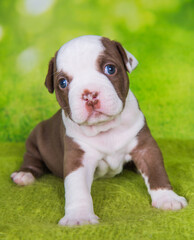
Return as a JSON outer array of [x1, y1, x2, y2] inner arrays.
[[151, 189, 187, 210], [58, 212, 99, 226], [11, 171, 35, 186]]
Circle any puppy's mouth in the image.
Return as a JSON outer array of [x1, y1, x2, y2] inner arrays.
[[81, 110, 118, 126], [78, 110, 122, 136]]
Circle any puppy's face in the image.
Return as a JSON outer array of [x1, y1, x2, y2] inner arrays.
[[45, 36, 138, 126]]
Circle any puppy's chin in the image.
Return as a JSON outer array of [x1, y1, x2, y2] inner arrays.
[[78, 114, 121, 137], [81, 112, 115, 126]]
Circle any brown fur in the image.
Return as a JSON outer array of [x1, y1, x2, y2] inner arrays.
[[64, 136, 84, 177], [20, 110, 84, 178], [45, 51, 73, 119], [54, 71, 72, 118], [97, 37, 129, 106], [131, 122, 172, 190], [45, 51, 58, 93]]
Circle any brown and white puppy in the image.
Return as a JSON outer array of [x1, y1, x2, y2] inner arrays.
[[11, 35, 187, 226]]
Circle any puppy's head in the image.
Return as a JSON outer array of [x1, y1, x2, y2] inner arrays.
[[45, 36, 138, 126]]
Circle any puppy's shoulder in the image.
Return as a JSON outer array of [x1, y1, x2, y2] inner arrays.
[[27, 109, 65, 145]]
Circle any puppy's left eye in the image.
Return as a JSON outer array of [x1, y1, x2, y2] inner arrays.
[[59, 78, 68, 89], [104, 65, 116, 75]]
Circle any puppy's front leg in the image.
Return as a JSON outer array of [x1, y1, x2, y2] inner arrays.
[[131, 123, 187, 210], [59, 154, 99, 226]]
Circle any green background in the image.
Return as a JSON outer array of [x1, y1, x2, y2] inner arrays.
[[0, 0, 193, 239]]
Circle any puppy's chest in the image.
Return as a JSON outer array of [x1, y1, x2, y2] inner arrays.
[[94, 150, 133, 179], [82, 128, 138, 179]]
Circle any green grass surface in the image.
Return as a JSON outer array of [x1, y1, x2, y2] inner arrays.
[[0, 0, 193, 239], [0, 141, 193, 240]]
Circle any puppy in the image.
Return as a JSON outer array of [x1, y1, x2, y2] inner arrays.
[[11, 35, 187, 226]]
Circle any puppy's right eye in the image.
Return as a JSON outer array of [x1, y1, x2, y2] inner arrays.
[[59, 79, 68, 89], [104, 64, 116, 75]]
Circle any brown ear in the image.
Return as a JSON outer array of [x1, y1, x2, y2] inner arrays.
[[45, 57, 55, 93], [113, 41, 128, 71], [113, 41, 138, 73]]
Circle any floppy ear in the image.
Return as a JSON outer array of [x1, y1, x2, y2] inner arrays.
[[114, 41, 138, 73], [45, 57, 55, 93]]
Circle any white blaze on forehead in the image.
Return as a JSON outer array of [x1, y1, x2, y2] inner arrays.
[[56, 35, 104, 75]]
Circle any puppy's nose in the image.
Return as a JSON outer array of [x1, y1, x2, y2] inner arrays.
[[82, 90, 99, 107]]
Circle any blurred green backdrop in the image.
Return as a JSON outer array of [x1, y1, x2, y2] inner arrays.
[[0, 0, 193, 142]]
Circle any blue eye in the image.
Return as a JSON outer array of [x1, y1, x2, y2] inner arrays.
[[104, 65, 116, 75], [59, 78, 68, 89]]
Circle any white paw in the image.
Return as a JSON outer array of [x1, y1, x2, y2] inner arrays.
[[11, 171, 35, 186], [58, 212, 99, 226], [151, 189, 188, 210]]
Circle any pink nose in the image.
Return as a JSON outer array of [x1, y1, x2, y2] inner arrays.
[[82, 90, 99, 107]]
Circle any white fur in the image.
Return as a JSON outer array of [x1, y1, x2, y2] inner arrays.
[[59, 151, 100, 226], [11, 171, 35, 186], [124, 50, 138, 72], [151, 189, 187, 210], [141, 173, 187, 210]]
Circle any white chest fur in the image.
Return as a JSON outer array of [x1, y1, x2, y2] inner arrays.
[[62, 90, 145, 179]]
